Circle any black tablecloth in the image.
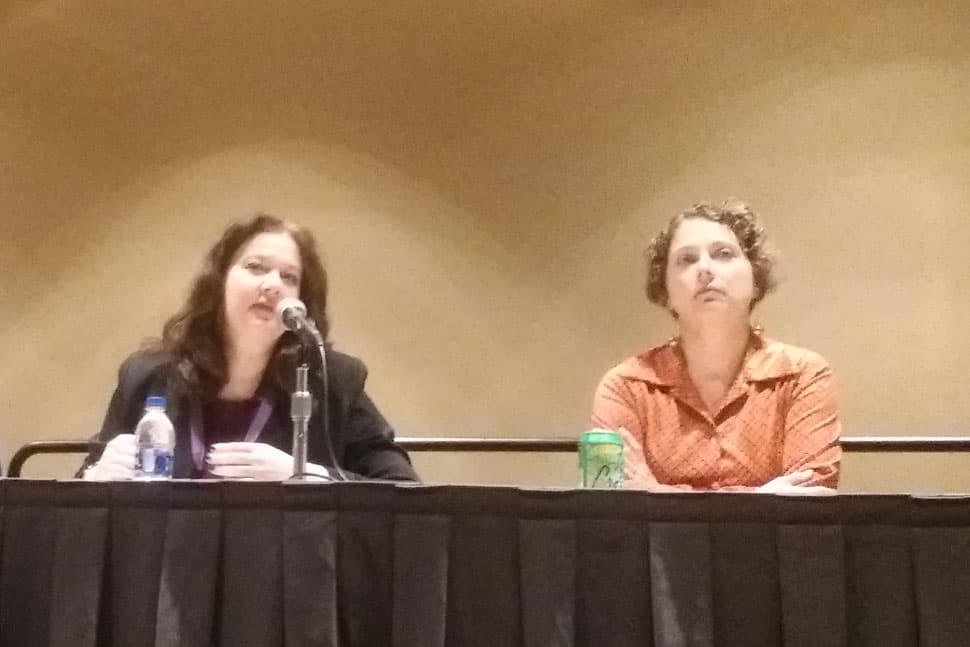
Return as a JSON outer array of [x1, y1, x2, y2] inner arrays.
[[1, 480, 969, 647]]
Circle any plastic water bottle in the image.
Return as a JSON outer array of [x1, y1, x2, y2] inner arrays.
[[134, 396, 175, 480]]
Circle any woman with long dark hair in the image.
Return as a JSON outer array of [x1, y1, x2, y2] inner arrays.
[[82, 213, 418, 481]]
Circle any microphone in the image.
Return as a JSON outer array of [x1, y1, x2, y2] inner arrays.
[[276, 297, 323, 345]]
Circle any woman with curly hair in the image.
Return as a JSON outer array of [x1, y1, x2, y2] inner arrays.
[[592, 199, 840, 493], [81, 213, 418, 481]]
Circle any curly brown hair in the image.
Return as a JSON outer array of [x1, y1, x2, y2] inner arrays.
[[645, 199, 776, 312], [152, 213, 330, 397]]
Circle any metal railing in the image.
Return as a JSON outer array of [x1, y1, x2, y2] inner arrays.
[[7, 435, 970, 478]]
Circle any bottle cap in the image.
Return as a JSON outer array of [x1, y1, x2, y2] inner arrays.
[[145, 396, 167, 409]]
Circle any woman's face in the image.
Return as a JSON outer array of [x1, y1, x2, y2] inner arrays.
[[664, 217, 754, 322], [223, 231, 303, 347]]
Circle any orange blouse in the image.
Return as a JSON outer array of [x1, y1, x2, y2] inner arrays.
[[591, 335, 841, 490]]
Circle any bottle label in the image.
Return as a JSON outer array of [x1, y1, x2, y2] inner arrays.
[[136, 447, 174, 479]]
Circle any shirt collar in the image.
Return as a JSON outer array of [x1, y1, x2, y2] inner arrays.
[[618, 332, 801, 387]]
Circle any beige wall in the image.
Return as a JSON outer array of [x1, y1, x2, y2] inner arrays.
[[1, 1, 968, 490]]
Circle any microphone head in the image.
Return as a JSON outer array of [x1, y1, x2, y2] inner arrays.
[[276, 297, 308, 330]]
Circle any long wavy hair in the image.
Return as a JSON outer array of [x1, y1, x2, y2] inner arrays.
[[152, 213, 330, 397]]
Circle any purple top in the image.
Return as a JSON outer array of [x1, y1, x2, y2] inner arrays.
[[204, 398, 262, 444], [190, 396, 274, 477]]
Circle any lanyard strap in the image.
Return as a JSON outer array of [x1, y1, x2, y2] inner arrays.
[[190, 397, 274, 473]]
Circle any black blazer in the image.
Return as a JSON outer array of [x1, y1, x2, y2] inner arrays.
[[81, 347, 419, 481]]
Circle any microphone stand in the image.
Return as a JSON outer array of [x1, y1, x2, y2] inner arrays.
[[290, 343, 312, 480], [289, 317, 346, 481]]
